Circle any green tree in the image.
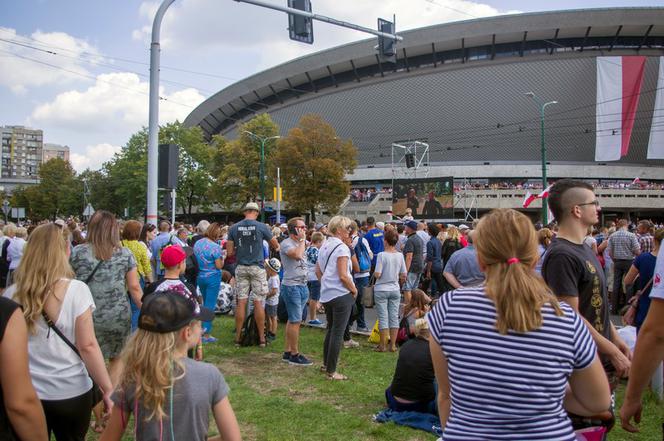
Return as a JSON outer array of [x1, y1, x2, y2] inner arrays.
[[209, 113, 280, 210], [15, 158, 80, 220], [273, 114, 357, 220]]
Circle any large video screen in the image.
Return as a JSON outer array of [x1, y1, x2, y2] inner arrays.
[[392, 177, 454, 219]]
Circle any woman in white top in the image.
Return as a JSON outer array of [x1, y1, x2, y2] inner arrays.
[[4, 223, 113, 441], [316, 216, 358, 380], [373, 229, 406, 352], [6, 227, 27, 285]]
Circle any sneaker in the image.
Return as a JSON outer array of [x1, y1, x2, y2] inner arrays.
[[266, 333, 276, 342], [202, 336, 218, 343], [288, 353, 313, 366], [343, 339, 360, 348], [356, 326, 369, 332], [282, 351, 291, 362], [308, 319, 323, 326]]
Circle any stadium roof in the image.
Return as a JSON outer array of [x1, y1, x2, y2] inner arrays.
[[184, 7, 664, 167]]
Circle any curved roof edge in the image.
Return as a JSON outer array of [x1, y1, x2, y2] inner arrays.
[[184, 7, 664, 133]]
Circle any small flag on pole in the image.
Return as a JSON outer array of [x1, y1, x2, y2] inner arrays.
[[522, 191, 537, 208]]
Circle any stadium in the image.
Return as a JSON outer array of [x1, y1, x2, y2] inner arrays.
[[184, 7, 664, 222]]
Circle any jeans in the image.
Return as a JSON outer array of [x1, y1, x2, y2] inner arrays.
[[197, 271, 221, 334], [41, 388, 94, 441], [612, 259, 633, 313], [385, 386, 437, 415], [352, 276, 369, 329], [374, 290, 400, 329], [323, 293, 354, 374], [430, 271, 444, 298], [129, 276, 145, 332]]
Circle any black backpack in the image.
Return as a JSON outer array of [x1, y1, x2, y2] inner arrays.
[[239, 312, 261, 347]]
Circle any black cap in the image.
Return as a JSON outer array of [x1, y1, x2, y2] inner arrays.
[[138, 289, 215, 333]]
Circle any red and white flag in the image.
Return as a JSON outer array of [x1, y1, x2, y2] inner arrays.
[[648, 57, 664, 159], [537, 185, 552, 199], [631, 177, 641, 186], [595, 56, 647, 161], [522, 191, 536, 208]]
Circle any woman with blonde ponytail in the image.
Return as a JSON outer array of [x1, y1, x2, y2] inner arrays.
[[3, 223, 113, 441], [426, 209, 610, 440]]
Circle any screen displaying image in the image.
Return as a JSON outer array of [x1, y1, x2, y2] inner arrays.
[[392, 177, 454, 219]]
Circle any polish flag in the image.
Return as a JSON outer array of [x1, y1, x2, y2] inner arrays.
[[647, 57, 664, 159], [538, 185, 552, 199], [595, 56, 647, 161], [631, 177, 641, 186], [522, 191, 537, 208]]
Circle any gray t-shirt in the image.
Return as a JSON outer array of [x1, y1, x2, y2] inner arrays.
[[443, 245, 485, 286], [374, 251, 407, 292], [403, 233, 424, 274], [280, 237, 307, 286], [112, 357, 229, 441], [228, 219, 273, 266]]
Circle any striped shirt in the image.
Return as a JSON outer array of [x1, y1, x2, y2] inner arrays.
[[607, 229, 640, 260], [427, 287, 596, 441]]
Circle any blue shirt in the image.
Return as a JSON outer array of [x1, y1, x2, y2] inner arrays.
[[443, 245, 485, 286], [426, 237, 443, 273], [193, 238, 222, 278], [365, 228, 385, 265], [633, 252, 657, 328], [150, 232, 177, 276]]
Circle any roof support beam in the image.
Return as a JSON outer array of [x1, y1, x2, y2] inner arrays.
[[609, 25, 622, 51], [549, 28, 559, 55], [402, 48, 410, 72], [268, 84, 283, 104], [431, 42, 437, 67], [491, 34, 496, 60], [349, 60, 361, 82], [520, 31, 527, 57], [637, 24, 653, 51], [326, 66, 339, 88], [461, 37, 466, 63], [375, 54, 384, 77], [239, 96, 258, 113], [305, 71, 318, 92], [579, 26, 592, 52], [227, 102, 238, 114], [209, 112, 223, 127], [253, 90, 269, 107], [284, 78, 300, 99]]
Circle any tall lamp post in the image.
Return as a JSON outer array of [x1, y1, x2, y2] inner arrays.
[[243, 131, 280, 222], [525, 92, 557, 225]]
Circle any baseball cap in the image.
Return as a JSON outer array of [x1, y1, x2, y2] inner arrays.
[[161, 245, 186, 268], [243, 202, 260, 212], [376, 221, 385, 229], [138, 289, 215, 333], [458, 224, 470, 230], [405, 220, 418, 230], [279, 223, 288, 229]]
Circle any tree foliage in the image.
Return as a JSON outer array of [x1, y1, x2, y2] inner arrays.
[[273, 114, 357, 220], [209, 113, 280, 209]]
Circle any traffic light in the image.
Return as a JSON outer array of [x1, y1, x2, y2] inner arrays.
[[378, 18, 396, 59], [288, 0, 313, 44]]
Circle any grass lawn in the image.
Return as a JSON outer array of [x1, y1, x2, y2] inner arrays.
[[88, 315, 662, 441]]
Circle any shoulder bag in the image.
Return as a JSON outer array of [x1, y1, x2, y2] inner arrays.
[[622, 277, 653, 326], [41, 308, 104, 406], [362, 273, 375, 309]]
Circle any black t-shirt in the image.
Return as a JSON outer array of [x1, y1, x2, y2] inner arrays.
[[0, 297, 20, 440], [390, 337, 435, 402], [542, 237, 612, 371]]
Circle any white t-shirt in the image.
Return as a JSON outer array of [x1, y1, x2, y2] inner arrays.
[[267, 275, 280, 306], [317, 237, 352, 303], [351, 235, 373, 279], [4, 279, 95, 400], [7, 237, 26, 270], [374, 251, 407, 292], [650, 252, 664, 300], [416, 230, 430, 260]]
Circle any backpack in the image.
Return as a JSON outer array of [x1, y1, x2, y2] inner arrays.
[[182, 245, 199, 286], [396, 315, 412, 347], [239, 312, 261, 346], [354, 237, 371, 272], [158, 235, 177, 271]]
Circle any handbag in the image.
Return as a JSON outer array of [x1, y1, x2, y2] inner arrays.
[[41, 309, 104, 407], [622, 277, 653, 326], [362, 274, 375, 308]]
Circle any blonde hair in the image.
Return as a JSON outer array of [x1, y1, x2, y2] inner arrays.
[[15, 227, 27, 239], [12, 224, 75, 333], [327, 216, 352, 235], [87, 210, 120, 260], [118, 329, 186, 421], [446, 226, 460, 241], [537, 228, 553, 248], [311, 232, 324, 244], [3, 223, 17, 237], [475, 209, 562, 334]]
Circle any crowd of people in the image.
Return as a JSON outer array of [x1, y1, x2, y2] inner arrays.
[[0, 179, 662, 439]]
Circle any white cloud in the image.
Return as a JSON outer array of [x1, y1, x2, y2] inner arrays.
[[132, 0, 521, 69], [70, 143, 122, 172], [30, 72, 205, 133], [0, 27, 102, 94]]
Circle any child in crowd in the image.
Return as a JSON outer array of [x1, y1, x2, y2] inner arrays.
[[265, 258, 281, 341], [305, 232, 325, 325], [100, 290, 241, 441], [144, 245, 203, 360]]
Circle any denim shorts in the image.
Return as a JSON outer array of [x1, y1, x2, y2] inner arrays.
[[265, 304, 278, 317], [307, 280, 321, 301], [283, 285, 309, 323], [403, 272, 421, 291]]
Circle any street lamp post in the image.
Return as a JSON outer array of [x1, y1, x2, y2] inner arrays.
[[243, 131, 280, 222], [525, 92, 558, 225]]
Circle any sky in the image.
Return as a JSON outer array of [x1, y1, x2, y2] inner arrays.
[[1, 0, 663, 172]]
